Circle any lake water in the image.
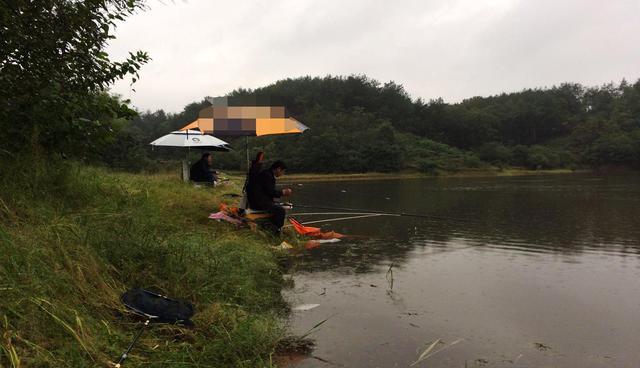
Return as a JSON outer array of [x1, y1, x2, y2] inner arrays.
[[282, 174, 640, 368]]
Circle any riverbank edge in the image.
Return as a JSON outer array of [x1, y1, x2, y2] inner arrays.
[[0, 160, 293, 367], [278, 168, 585, 183]]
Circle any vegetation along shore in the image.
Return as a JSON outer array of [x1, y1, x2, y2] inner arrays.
[[0, 158, 297, 367]]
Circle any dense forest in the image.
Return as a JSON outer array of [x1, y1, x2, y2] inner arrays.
[[1, 2, 638, 174], [121, 76, 640, 173]]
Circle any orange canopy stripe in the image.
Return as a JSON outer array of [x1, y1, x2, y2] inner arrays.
[[179, 104, 308, 136], [181, 118, 213, 133], [180, 117, 307, 136]]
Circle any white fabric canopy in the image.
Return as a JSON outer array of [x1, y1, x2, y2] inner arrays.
[[150, 130, 230, 151]]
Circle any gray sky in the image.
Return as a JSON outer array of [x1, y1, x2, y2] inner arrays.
[[108, 0, 640, 113]]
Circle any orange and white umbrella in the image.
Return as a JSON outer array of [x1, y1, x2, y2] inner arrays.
[[179, 105, 309, 137]]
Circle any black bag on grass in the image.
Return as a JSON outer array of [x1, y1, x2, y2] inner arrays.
[[121, 288, 194, 325]]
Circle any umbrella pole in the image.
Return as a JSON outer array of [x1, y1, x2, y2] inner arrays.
[[245, 136, 250, 171], [183, 148, 190, 182]]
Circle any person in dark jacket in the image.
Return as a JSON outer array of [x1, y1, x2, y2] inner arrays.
[[247, 160, 292, 233], [190, 153, 218, 184], [244, 152, 265, 196], [240, 152, 265, 211]]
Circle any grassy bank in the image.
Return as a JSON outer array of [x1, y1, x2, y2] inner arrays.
[[0, 158, 289, 367]]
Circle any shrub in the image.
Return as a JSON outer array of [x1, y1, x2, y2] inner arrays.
[[475, 142, 512, 164]]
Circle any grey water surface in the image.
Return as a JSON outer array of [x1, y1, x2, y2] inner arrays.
[[282, 174, 640, 368]]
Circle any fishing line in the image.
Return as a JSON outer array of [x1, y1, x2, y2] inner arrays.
[[297, 213, 393, 225], [283, 213, 392, 228], [286, 186, 397, 202], [292, 203, 496, 225], [289, 212, 385, 216]]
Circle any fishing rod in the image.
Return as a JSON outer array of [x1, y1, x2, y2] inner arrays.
[[290, 212, 388, 216], [296, 213, 391, 225], [291, 203, 492, 224]]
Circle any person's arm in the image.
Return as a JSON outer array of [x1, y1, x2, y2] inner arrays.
[[260, 172, 283, 199]]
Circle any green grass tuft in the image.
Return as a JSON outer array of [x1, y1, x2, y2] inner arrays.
[[0, 156, 287, 367]]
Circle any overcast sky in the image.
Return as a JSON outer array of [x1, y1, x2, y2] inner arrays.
[[107, 0, 640, 113]]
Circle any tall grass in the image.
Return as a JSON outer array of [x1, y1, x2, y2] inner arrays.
[[0, 155, 286, 367]]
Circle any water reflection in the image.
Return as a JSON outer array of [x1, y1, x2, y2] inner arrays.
[[284, 174, 640, 368], [288, 174, 640, 274]]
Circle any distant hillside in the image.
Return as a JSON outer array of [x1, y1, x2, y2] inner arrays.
[[124, 75, 640, 173]]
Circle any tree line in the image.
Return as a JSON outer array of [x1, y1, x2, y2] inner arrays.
[[124, 76, 640, 173], [2, 1, 638, 174]]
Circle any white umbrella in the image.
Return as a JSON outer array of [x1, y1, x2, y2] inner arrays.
[[150, 130, 230, 151], [150, 130, 231, 182]]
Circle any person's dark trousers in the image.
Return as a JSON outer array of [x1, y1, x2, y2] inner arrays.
[[266, 203, 286, 233]]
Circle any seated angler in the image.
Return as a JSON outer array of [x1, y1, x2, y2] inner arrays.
[[190, 153, 218, 185], [240, 151, 265, 211], [247, 160, 292, 234]]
